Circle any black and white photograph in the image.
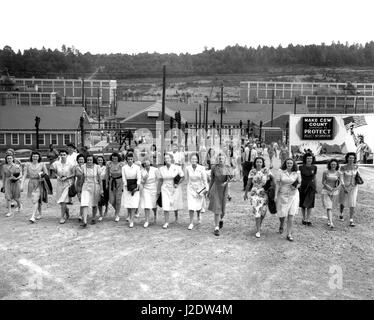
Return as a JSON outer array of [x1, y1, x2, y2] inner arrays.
[[1, 0, 374, 306]]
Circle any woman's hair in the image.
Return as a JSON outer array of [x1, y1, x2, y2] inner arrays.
[[29, 151, 42, 163], [5, 154, 14, 164], [281, 157, 298, 171], [327, 158, 340, 170], [59, 149, 68, 155], [110, 152, 122, 162], [190, 153, 199, 163], [302, 152, 315, 164], [345, 152, 357, 163], [125, 152, 134, 161], [85, 153, 97, 164], [76, 153, 85, 162], [96, 155, 106, 165], [253, 156, 266, 168]]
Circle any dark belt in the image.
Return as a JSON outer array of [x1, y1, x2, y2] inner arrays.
[[110, 176, 122, 191]]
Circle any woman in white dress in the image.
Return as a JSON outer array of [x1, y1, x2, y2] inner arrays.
[[97, 155, 109, 221], [321, 159, 342, 228], [51, 149, 76, 224], [157, 153, 185, 229], [22, 152, 48, 223], [121, 153, 141, 228], [338, 152, 361, 227], [140, 159, 159, 228], [80, 154, 103, 228], [274, 158, 301, 241], [185, 154, 208, 230]]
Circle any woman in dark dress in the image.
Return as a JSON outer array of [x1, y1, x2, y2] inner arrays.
[[298, 152, 317, 226], [207, 153, 233, 236]]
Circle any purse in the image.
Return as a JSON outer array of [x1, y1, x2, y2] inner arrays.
[[156, 193, 162, 207], [173, 174, 182, 185], [68, 184, 77, 197], [126, 179, 138, 192], [291, 179, 299, 188], [355, 171, 364, 185]]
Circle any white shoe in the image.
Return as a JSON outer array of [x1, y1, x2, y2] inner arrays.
[[188, 223, 194, 230], [29, 217, 36, 223], [144, 221, 149, 228], [6, 212, 13, 217], [255, 232, 261, 238], [98, 216, 103, 222], [115, 216, 120, 222], [129, 222, 134, 228], [162, 223, 169, 229], [35, 214, 42, 220]]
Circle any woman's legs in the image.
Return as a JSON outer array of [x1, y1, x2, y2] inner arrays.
[[306, 208, 313, 223], [287, 215, 294, 237], [91, 206, 97, 223], [327, 208, 333, 227], [163, 210, 170, 228], [81, 206, 88, 226], [144, 209, 150, 227], [339, 204, 344, 220], [59, 203, 67, 223], [5, 199, 11, 216], [128, 208, 135, 227], [174, 210, 178, 223], [152, 208, 157, 223], [349, 207, 355, 226], [279, 217, 285, 233], [189, 210, 194, 225], [301, 208, 306, 222]]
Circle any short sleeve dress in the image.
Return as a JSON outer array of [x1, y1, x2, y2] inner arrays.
[[338, 165, 359, 208], [208, 164, 231, 215], [159, 164, 184, 211], [2, 163, 22, 201], [276, 169, 301, 218], [248, 167, 272, 218], [52, 161, 75, 204], [298, 164, 317, 209]]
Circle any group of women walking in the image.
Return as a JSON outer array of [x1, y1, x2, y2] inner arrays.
[[1, 148, 363, 239]]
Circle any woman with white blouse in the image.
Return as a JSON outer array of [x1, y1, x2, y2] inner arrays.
[[140, 159, 159, 228], [97, 156, 109, 221], [338, 152, 361, 227], [121, 153, 141, 228], [185, 154, 208, 230], [274, 158, 301, 241], [51, 149, 76, 224], [157, 153, 185, 229], [22, 151, 48, 223], [321, 159, 342, 228], [80, 154, 103, 227]]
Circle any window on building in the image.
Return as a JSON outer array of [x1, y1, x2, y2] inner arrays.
[[64, 134, 71, 145], [0, 133, 5, 145], [24, 133, 32, 145], [11, 134, 19, 145], [38, 134, 45, 146], [50, 134, 58, 145]]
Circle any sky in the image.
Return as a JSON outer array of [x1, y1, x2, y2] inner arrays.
[[1, 0, 374, 55]]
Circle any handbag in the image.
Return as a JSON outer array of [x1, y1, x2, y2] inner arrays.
[[291, 179, 299, 188], [355, 171, 364, 185], [156, 193, 162, 207], [126, 179, 138, 192], [173, 174, 182, 185], [68, 183, 77, 197], [0, 187, 4, 193]]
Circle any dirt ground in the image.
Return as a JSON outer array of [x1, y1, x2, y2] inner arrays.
[[1, 156, 374, 300]]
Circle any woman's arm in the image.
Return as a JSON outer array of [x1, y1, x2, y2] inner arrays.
[[244, 177, 253, 200]]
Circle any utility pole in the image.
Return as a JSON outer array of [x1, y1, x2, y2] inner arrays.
[[161, 65, 166, 164], [294, 96, 297, 114], [220, 82, 223, 145], [97, 87, 101, 131], [81, 78, 85, 112], [195, 108, 198, 151], [35, 116, 40, 150], [271, 89, 274, 127], [203, 103, 206, 130], [79, 115, 85, 148], [205, 96, 209, 133], [198, 104, 202, 129]]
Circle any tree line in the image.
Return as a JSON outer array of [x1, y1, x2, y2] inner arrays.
[[1, 42, 374, 79]]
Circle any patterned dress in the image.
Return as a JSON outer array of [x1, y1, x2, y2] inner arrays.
[[248, 168, 272, 218], [208, 165, 232, 215], [24, 162, 47, 204], [321, 170, 341, 209], [339, 165, 359, 208], [106, 161, 124, 211], [2, 163, 22, 201], [80, 164, 101, 207]]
